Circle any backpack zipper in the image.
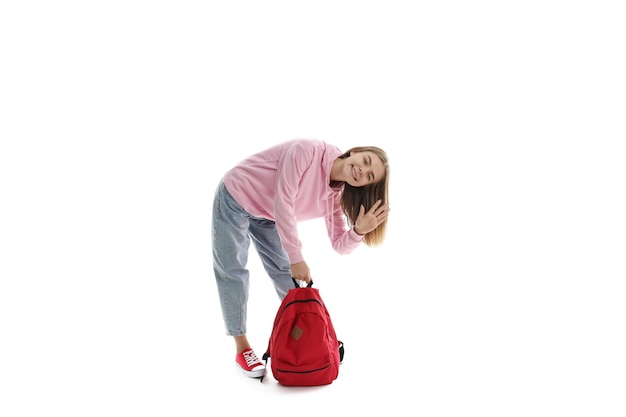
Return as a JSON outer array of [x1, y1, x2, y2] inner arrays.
[[276, 362, 332, 374]]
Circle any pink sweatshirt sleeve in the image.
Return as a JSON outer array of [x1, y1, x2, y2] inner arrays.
[[273, 142, 312, 264], [325, 194, 365, 254]]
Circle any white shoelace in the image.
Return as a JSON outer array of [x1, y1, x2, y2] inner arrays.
[[243, 350, 261, 367]]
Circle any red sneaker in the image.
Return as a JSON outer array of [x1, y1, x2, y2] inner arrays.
[[236, 348, 265, 378]]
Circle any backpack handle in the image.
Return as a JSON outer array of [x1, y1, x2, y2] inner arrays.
[[291, 277, 313, 288]]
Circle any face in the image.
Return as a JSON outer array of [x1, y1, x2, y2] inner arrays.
[[342, 151, 386, 187]]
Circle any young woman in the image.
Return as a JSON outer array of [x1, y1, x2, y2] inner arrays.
[[212, 138, 390, 377]]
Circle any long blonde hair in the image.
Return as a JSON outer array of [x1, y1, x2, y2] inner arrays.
[[331, 146, 389, 246]]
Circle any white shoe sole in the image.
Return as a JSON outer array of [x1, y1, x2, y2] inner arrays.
[[237, 363, 265, 378]]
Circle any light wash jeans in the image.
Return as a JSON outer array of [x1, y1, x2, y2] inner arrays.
[[212, 179, 293, 336]]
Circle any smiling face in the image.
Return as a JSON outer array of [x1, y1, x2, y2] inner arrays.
[[334, 151, 386, 187]]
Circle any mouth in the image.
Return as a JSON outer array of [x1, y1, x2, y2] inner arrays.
[[351, 165, 357, 181]]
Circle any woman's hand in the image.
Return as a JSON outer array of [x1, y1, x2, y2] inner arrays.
[[291, 261, 311, 284], [354, 199, 389, 235]]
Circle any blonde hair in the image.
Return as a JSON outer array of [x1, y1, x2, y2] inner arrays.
[[331, 146, 389, 246]]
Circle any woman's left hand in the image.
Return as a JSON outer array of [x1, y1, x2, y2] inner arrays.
[[291, 261, 312, 283], [354, 199, 389, 235]]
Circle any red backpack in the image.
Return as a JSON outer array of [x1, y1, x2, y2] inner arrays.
[[261, 279, 344, 386]]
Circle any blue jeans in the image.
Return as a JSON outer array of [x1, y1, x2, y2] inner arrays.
[[212, 180, 293, 336]]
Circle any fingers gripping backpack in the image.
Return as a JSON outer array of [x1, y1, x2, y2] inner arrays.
[[261, 279, 344, 386]]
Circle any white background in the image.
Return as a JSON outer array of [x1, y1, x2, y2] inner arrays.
[[1, 1, 625, 416]]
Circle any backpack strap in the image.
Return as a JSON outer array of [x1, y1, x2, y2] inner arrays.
[[339, 341, 345, 363], [291, 277, 313, 288], [260, 351, 269, 382]]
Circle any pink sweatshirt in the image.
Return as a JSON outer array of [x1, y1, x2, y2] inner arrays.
[[223, 139, 364, 264]]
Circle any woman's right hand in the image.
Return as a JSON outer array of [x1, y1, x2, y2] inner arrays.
[[291, 261, 311, 284], [354, 199, 389, 235]]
